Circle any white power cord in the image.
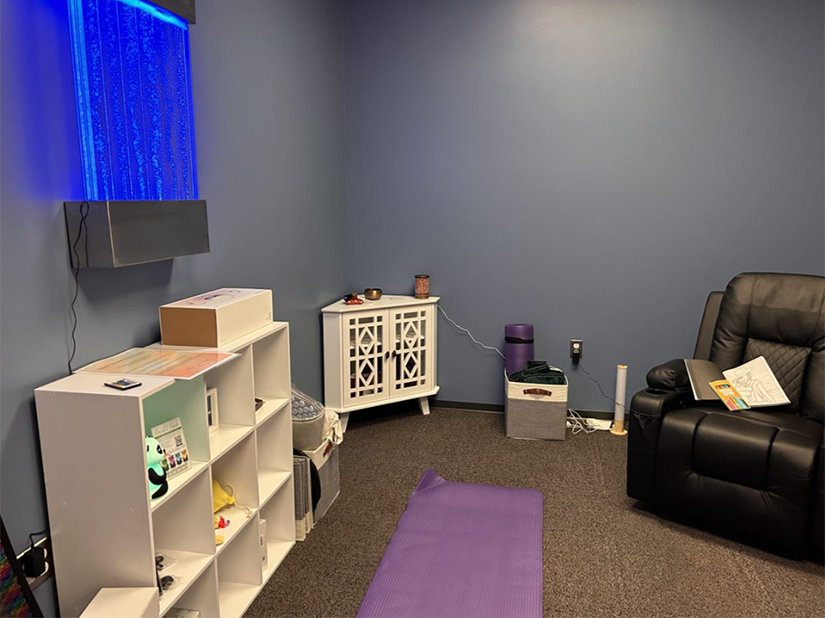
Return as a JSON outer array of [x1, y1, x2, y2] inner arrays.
[[437, 305, 505, 360], [567, 409, 597, 434], [436, 305, 614, 437]]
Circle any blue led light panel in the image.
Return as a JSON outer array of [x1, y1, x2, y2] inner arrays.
[[68, 0, 199, 201]]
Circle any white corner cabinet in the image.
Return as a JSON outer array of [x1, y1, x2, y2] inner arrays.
[[35, 322, 295, 618], [322, 295, 439, 417]]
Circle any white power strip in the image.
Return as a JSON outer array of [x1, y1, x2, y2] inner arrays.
[[585, 418, 613, 431], [567, 410, 614, 433]]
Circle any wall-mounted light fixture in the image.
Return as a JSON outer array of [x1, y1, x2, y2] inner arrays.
[[64, 0, 208, 267]]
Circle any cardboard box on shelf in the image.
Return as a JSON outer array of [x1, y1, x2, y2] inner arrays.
[[160, 288, 272, 347]]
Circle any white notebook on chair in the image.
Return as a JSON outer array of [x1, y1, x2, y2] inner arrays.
[[684, 356, 790, 408]]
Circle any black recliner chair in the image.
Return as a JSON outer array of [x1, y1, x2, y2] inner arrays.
[[627, 272, 824, 556]]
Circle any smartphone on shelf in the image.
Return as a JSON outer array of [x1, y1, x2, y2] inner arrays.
[[104, 378, 142, 391]]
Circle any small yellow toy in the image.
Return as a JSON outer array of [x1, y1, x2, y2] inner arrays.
[[212, 479, 236, 512]]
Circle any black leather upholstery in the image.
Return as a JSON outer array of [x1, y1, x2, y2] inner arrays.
[[694, 291, 724, 361], [627, 273, 825, 556], [709, 273, 825, 420], [645, 358, 690, 392]]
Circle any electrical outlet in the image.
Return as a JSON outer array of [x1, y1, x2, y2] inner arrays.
[[570, 339, 583, 363], [17, 536, 52, 590]]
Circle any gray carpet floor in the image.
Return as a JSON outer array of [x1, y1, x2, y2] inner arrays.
[[246, 405, 824, 618]]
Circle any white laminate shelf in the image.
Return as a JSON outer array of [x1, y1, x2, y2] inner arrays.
[[258, 470, 291, 506], [80, 588, 158, 618], [214, 505, 257, 556], [210, 424, 255, 463], [262, 540, 294, 585], [217, 582, 259, 618], [156, 549, 213, 616], [150, 461, 209, 512], [255, 397, 289, 426], [215, 539, 296, 618]]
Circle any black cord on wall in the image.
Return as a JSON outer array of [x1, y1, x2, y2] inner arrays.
[[574, 361, 645, 418], [67, 201, 90, 374]]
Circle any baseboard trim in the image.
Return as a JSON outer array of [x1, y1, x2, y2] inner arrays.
[[569, 409, 616, 421], [432, 399, 503, 413], [432, 399, 613, 419]]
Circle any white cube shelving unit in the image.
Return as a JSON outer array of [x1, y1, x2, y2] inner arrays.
[[35, 322, 295, 618]]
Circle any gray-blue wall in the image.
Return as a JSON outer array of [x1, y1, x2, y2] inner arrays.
[[343, 0, 825, 409], [0, 0, 346, 612]]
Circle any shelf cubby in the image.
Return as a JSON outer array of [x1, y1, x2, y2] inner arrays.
[[217, 517, 262, 618], [209, 424, 255, 464], [252, 328, 290, 406], [256, 405, 293, 505], [260, 478, 296, 583], [212, 432, 259, 553], [153, 471, 215, 615], [143, 377, 211, 463], [165, 561, 220, 618], [151, 461, 209, 512], [205, 345, 256, 428], [211, 433, 259, 509], [255, 395, 290, 427]]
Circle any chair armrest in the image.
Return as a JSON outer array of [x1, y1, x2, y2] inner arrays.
[[627, 388, 687, 502], [632, 387, 687, 418], [646, 359, 691, 392]]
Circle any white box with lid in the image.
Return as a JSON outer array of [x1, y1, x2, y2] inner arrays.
[[160, 288, 273, 347]]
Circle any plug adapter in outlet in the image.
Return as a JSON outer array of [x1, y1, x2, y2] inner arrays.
[[570, 339, 583, 363]]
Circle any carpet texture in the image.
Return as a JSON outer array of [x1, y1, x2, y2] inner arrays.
[[246, 405, 825, 618]]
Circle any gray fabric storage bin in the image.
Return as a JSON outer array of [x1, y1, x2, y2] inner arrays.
[[292, 413, 326, 451], [315, 444, 340, 521], [504, 371, 567, 440], [292, 386, 327, 451]]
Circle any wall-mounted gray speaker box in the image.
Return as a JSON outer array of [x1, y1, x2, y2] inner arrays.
[[64, 200, 210, 268]]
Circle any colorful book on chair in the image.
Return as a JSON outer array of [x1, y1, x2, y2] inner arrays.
[[709, 380, 750, 411], [684, 356, 790, 408]]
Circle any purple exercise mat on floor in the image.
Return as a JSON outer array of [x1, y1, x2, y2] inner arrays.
[[357, 469, 543, 618]]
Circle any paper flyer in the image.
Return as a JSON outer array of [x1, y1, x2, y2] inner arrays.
[[151, 417, 190, 480], [78, 347, 237, 380]]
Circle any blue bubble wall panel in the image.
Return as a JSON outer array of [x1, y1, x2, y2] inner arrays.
[[68, 0, 199, 201]]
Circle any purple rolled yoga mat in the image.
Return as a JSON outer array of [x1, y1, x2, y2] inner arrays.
[[505, 323, 534, 375], [357, 469, 543, 618]]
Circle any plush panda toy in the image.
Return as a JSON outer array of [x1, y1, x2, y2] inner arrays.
[[146, 437, 169, 499]]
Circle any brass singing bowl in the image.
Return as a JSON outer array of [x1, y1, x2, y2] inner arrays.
[[364, 288, 383, 300]]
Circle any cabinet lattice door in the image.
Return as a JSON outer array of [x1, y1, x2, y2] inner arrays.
[[390, 307, 433, 397], [322, 295, 439, 415], [345, 310, 388, 406]]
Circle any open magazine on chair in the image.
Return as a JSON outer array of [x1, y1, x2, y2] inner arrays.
[[684, 356, 791, 408]]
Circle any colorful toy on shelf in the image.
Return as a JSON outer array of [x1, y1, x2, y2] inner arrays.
[[343, 293, 364, 305], [146, 437, 168, 499], [214, 515, 230, 530]]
